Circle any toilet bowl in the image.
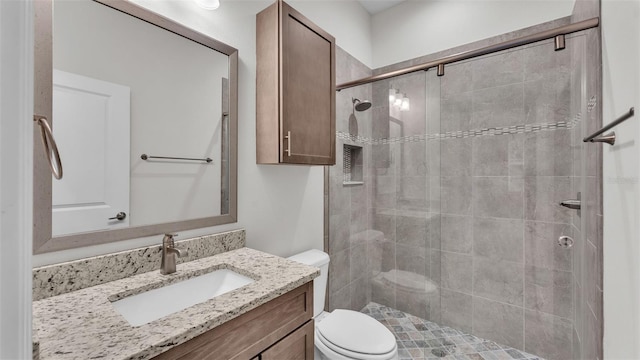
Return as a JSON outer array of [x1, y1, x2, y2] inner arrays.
[[288, 250, 399, 360]]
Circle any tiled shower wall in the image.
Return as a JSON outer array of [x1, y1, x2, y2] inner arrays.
[[571, 0, 604, 358], [326, 47, 374, 312]]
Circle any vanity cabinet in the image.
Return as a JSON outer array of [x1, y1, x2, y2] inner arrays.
[[151, 282, 313, 360], [256, 0, 336, 165]]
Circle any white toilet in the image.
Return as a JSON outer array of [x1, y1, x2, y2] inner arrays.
[[288, 249, 399, 360]]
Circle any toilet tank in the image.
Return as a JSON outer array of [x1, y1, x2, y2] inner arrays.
[[287, 249, 330, 318]]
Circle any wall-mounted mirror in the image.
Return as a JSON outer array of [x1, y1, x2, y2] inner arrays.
[[33, 0, 238, 254]]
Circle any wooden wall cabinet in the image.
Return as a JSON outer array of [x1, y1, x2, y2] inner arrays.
[[256, 0, 336, 165], [151, 282, 314, 360]]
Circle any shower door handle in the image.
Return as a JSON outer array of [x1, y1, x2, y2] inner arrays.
[[560, 200, 581, 210]]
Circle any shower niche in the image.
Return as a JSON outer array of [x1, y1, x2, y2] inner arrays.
[[342, 144, 363, 185]]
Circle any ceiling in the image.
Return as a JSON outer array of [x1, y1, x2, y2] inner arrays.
[[358, 0, 406, 14]]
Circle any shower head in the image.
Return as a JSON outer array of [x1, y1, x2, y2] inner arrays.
[[352, 98, 372, 112]]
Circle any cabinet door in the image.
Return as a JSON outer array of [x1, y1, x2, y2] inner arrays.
[[280, 2, 335, 165], [261, 320, 314, 360]]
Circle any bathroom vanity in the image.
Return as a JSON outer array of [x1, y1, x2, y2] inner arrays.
[[32, 236, 319, 360], [152, 283, 314, 360]]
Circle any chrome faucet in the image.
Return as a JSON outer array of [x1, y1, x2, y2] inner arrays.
[[160, 233, 188, 275]]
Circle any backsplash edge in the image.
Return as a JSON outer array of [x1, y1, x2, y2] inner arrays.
[[32, 229, 246, 301]]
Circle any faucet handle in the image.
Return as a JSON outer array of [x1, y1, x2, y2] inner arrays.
[[162, 233, 178, 247]]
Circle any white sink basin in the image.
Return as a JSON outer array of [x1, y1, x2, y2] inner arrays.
[[111, 269, 254, 326]]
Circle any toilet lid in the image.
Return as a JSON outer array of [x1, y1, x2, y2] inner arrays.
[[316, 309, 397, 356]]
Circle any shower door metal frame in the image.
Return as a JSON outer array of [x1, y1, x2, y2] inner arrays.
[[336, 17, 599, 91]]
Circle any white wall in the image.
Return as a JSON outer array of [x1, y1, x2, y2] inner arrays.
[[0, 0, 33, 357], [601, 0, 640, 358], [371, 0, 576, 68], [33, 0, 372, 266]]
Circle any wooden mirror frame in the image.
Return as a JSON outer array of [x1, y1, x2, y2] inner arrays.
[[33, 0, 238, 254]]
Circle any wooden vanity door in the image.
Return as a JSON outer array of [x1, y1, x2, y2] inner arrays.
[[261, 321, 314, 360], [280, 2, 335, 165]]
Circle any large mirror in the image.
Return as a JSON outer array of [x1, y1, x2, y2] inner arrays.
[[33, 0, 238, 254]]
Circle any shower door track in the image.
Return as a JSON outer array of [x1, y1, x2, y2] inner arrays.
[[336, 17, 599, 91]]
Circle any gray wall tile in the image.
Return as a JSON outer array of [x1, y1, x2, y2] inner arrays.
[[441, 138, 472, 176], [441, 93, 472, 132], [329, 213, 350, 255], [396, 213, 427, 248], [574, 281, 584, 341], [430, 249, 441, 286], [525, 221, 572, 271], [442, 176, 472, 215], [329, 248, 350, 293], [584, 239, 598, 314], [373, 211, 396, 242], [473, 176, 524, 219], [374, 175, 397, 209], [472, 135, 524, 177], [330, 176, 350, 215], [396, 287, 429, 320], [525, 265, 573, 318], [371, 274, 395, 308], [441, 61, 472, 97], [399, 142, 428, 176], [350, 276, 369, 312], [524, 77, 571, 125], [441, 251, 473, 294], [473, 297, 524, 350], [471, 83, 525, 129], [472, 50, 524, 90], [441, 289, 473, 333], [329, 285, 351, 312], [397, 176, 428, 211], [350, 243, 368, 283], [396, 244, 428, 277], [583, 298, 603, 360], [524, 130, 573, 176], [473, 217, 524, 262], [473, 257, 524, 306], [524, 309, 573, 360], [441, 215, 472, 254], [523, 41, 571, 83], [524, 176, 572, 223]]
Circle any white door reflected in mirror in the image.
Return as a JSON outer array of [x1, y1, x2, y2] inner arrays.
[[52, 70, 131, 236]]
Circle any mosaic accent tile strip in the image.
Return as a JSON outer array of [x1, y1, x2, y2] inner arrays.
[[587, 95, 597, 112], [33, 229, 245, 300], [338, 113, 582, 145], [361, 302, 544, 360]]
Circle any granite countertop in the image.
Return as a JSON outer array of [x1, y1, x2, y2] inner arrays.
[[32, 247, 319, 360]]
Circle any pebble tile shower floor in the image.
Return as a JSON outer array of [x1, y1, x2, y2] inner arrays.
[[361, 303, 543, 360]]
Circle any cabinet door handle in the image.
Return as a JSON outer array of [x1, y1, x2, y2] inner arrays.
[[285, 131, 291, 157], [34, 115, 63, 180]]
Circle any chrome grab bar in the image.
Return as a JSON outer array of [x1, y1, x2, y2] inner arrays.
[[140, 154, 213, 163], [583, 107, 634, 145], [33, 115, 63, 180]]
